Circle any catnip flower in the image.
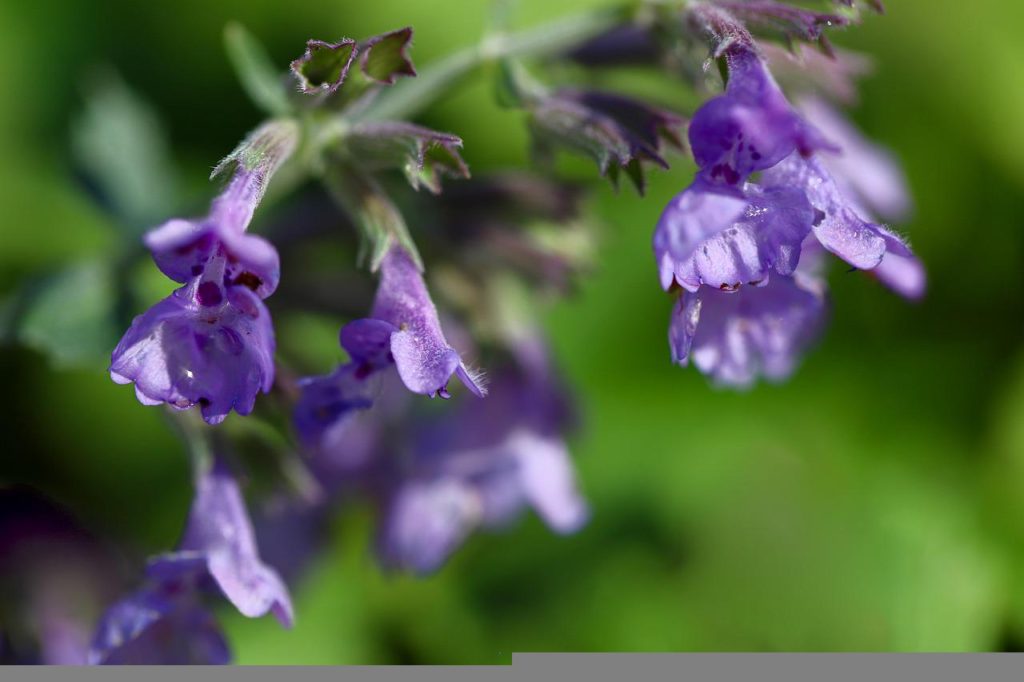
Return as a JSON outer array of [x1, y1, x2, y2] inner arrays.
[[653, 177, 814, 292], [90, 458, 291, 665], [144, 172, 281, 300], [375, 359, 587, 574], [795, 96, 911, 222], [110, 272, 275, 425], [89, 587, 230, 665], [110, 121, 296, 423], [687, 41, 829, 186], [657, 2, 922, 387], [760, 153, 924, 299], [362, 245, 486, 399], [148, 458, 294, 626], [669, 243, 828, 386], [292, 318, 396, 455], [292, 245, 486, 464]]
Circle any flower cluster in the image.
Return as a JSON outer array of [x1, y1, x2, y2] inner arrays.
[[65, 0, 922, 664], [652, 1, 923, 386]]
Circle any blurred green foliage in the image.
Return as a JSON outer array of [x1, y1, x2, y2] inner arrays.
[[1, 0, 1023, 662]]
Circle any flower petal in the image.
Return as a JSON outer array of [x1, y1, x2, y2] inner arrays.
[[180, 459, 294, 627], [372, 246, 484, 397], [761, 154, 887, 270], [671, 275, 828, 387]]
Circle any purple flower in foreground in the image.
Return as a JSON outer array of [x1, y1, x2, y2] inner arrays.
[[688, 44, 829, 186], [150, 458, 294, 627], [89, 588, 229, 665], [796, 95, 912, 222], [761, 153, 924, 299], [363, 245, 486, 398], [145, 119, 297, 300], [110, 273, 275, 425], [145, 169, 281, 299], [669, 253, 828, 387], [111, 121, 296, 422], [653, 177, 814, 292]]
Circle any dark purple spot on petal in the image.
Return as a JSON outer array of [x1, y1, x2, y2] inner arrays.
[[232, 272, 263, 292], [197, 281, 224, 307]]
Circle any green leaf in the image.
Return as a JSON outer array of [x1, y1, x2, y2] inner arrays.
[[224, 23, 292, 116], [343, 122, 469, 194], [360, 27, 417, 85], [290, 38, 358, 94], [72, 71, 179, 229], [14, 259, 119, 369]]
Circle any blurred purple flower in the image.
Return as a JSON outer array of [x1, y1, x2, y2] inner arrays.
[[89, 588, 229, 665], [149, 458, 294, 627], [0, 487, 120, 665], [110, 272, 275, 425], [378, 429, 588, 574], [375, 354, 586, 574], [90, 459, 291, 665], [293, 363, 378, 456]]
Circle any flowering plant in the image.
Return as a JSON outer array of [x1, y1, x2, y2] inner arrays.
[[1, 0, 922, 664]]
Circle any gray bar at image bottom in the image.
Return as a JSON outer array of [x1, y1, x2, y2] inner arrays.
[[2, 653, 1024, 681]]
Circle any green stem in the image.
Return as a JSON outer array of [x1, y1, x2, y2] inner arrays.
[[354, 6, 625, 123], [165, 408, 215, 485]]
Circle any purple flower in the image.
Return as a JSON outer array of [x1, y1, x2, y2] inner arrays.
[[378, 430, 588, 574], [112, 121, 296, 422], [292, 317, 405, 457], [293, 363, 378, 456], [669, 258, 828, 387], [89, 588, 229, 665], [89, 460, 290, 664], [377, 479, 480, 574], [653, 177, 814, 292], [688, 44, 829, 186], [144, 118, 298, 301], [110, 272, 275, 425], [761, 153, 924, 299], [148, 458, 294, 627], [375, 356, 586, 574], [144, 169, 281, 299], [796, 95, 912, 222], [365, 245, 486, 398]]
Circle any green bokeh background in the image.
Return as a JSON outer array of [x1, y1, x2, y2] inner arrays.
[[2, 0, 1024, 661]]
